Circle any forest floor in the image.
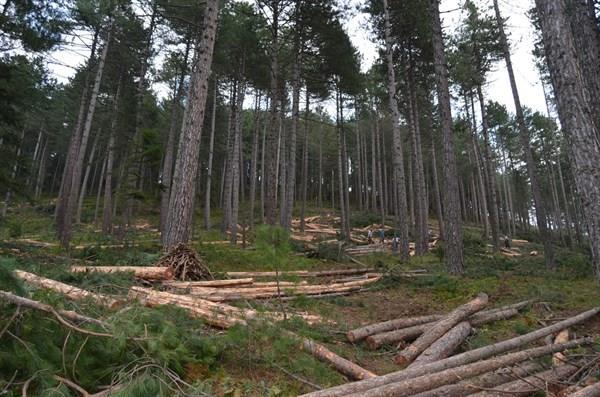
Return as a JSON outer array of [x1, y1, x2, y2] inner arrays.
[[1, 202, 599, 396]]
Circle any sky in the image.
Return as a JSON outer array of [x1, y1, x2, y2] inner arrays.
[[47, 0, 549, 116]]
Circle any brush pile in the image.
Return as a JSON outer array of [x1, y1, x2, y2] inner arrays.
[[155, 243, 213, 280]]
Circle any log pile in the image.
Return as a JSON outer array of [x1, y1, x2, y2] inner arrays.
[[71, 265, 173, 280], [165, 274, 381, 302], [299, 303, 600, 397], [154, 243, 213, 280]]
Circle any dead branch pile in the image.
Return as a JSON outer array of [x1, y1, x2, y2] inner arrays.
[[155, 243, 213, 281], [299, 302, 600, 397]]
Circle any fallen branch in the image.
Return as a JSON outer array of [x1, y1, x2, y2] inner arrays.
[[468, 363, 578, 396], [14, 270, 121, 309], [225, 268, 376, 278], [408, 321, 472, 368], [394, 293, 488, 365], [347, 339, 591, 397], [300, 307, 600, 397]]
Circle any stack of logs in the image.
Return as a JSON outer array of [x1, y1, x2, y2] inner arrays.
[[299, 294, 600, 397]]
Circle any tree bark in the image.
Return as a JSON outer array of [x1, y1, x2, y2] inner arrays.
[[75, 129, 100, 224], [394, 293, 488, 365], [429, 0, 464, 274], [163, 0, 219, 249], [382, 0, 409, 260], [249, 92, 261, 228], [300, 94, 310, 232], [71, 266, 173, 280], [347, 314, 444, 343], [535, 0, 600, 279]]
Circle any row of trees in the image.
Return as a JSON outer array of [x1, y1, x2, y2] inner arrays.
[[1, 0, 599, 279]]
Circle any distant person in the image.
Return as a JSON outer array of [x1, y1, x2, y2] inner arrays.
[[379, 228, 385, 244], [367, 229, 373, 244], [504, 235, 511, 249]]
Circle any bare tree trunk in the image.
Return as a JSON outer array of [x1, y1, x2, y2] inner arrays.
[[318, 123, 323, 211], [249, 91, 261, 229], [336, 90, 348, 240], [1, 127, 25, 217], [34, 136, 49, 200], [371, 119, 378, 213], [260, 114, 267, 224], [161, 37, 191, 233], [163, 0, 219, 249], [375, 115, 386, 226], [431, 135, 444, 239], [265, 2, 280, 226], [382, 0, 409, 260], [430, 0, 464, 274], [204, 78, 218, 230], [300, 94, 310, 232], [56, 25, 107, 247], [230, 79, 246, 243], [93, 153, 106, 224], [535, 0, 600, 279], [557, 156, 574, 247], [476, 85, 500, 252], [75, 129, 100, 224], [102, 79, 121, 235], [408, 71, 429, 255], [494, 0, 555, 266], [340, 95, 352, 238]]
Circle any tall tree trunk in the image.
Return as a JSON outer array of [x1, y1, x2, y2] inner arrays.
[[340, 94, 352, 238], [430, 0, 464, 274], [102, 79, 121, 235], [1, 127, 25, 218], [75, 129, 100, 224], [248, 91, 261, 229], [408, 71, 429, 255], [535, 0, 600, 279], [300, 94, 310, 232], [375, 115, 386, 226], [260, 112, 267, 224], [34, 136, 49, 200], [494, 0, 555, 267], [161, 36, 191, 233], [336, 90, 348, 240], [476, 85, 500, 252], [318, 123, 323, 211], [431, 135, 444, 239], [163, 0, 219, 249], [557, 156, 574, 248], [265, 2, 280, 226], [382, 0, 410, 260], [371, 118, 378, 213], [230, 79, 246, 243], [55, 25, 105, 247], [222, 82, 236, 233], [204, 78, 218, 230], [93, 154, 106, 224]]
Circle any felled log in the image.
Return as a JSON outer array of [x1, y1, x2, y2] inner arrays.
[[14, 270, 121, 309], [553, 329, 570, 366], [568, 382, 600, 397], [128, 287, 324, 326], [394, 293, 489, 365], [0, 290, 107, 327], [346, 339, 591, 397], [410, 361, 543, 397], [225, 268, 376, 278], [163, 278, 254, 288], [71, 266, 173, 280], [299, 308, 600, 397], [129, 287, 241, 328], [468, 364, 578, 397], [348, 314, 444, 343], [351, 300, 529, 344], [407, 321, 472, 368], [366, 307, 520, 350], [299, 336, 376, 381]]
